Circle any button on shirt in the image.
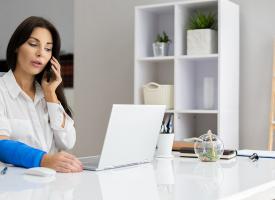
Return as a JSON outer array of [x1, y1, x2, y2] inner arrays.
[[0, 70, 76, 153]]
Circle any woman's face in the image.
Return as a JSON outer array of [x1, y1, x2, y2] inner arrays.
[[16, 27, 53, 75]]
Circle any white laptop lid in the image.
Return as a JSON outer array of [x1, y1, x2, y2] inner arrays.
[[98, 104, 165, 170]]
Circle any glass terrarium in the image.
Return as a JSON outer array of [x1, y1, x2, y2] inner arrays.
[[194, 130, 224, 162]]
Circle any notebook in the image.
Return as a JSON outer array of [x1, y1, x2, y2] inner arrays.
[[178, 148, 237, 159], [237, 149, 275, 159], [79, 104, 166, 171]]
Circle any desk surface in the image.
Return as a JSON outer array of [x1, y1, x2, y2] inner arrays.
[[1, 154, 275, 200]]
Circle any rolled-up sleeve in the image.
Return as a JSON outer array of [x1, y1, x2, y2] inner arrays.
[[47, 102, 76, 150], [0, 95, 11, 137]]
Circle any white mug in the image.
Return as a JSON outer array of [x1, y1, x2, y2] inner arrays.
[[156, 133, 175, 158]]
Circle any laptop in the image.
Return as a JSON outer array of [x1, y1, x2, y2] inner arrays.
[[79, 104, 165, 171]]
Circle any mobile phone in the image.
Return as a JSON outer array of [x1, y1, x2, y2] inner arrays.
[[45, 60, 52, 82]]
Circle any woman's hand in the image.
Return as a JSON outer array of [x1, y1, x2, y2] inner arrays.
[[42, 57, 62, 103], [40, 151, 83, 173]]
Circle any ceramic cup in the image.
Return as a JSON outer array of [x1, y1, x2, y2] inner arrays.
[[156, 133, 175, 158]]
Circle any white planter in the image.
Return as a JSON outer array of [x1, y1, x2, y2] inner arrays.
[[187, 29, 217, 55]]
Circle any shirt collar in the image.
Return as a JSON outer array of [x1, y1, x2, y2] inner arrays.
[[3, 70, 45, 102]]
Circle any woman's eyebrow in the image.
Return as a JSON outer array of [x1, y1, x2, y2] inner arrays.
[[29, 36, 53, 44]]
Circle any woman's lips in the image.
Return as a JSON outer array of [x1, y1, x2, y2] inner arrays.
[[31, 60, 43, 68]]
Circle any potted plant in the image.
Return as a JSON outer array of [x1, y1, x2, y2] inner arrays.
[[153, 31, 171, 57], [187, 11, 217, 55]]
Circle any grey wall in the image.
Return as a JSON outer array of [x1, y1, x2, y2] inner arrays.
[[0, 0, 73, 59], [74, 0, 275, 156], [232, 0, 275, 149]]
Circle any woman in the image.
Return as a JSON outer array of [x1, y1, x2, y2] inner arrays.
[[0, 16, 82, 173]]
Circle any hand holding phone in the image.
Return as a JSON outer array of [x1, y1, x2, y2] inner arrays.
[[42, 56, 62, 96]]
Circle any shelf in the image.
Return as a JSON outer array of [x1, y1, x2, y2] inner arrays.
[[177, 0, 218, 8], [177, 54, 218, 61], [135, 0, 239, 148], [134, 59, 174, 104], [175, 58, 218, 110], [137, 56, 174, 62], [175, 113, 217, 140], [176, 110, 218, 114], [175, 1, 218, 55], [136, 3, 174, 13], [135, 5, 174, 58]]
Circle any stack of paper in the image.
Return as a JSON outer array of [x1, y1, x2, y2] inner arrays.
[[237, 149, 275, 158]]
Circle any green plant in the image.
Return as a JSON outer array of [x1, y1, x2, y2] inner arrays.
[[155, 31, 171, 43], [188, 11, 217, 30]]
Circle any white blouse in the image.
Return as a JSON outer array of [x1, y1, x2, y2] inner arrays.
[[0, 70, 76, 153]]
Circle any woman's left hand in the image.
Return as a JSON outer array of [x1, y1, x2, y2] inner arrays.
[[42, 57, 62, 102]]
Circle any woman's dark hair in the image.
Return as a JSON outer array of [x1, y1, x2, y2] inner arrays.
[[6, 16, 72, 117]]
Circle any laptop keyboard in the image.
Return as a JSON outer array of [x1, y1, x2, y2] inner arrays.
[[80, 156, 150, 170], [109, 161, 150, 169]]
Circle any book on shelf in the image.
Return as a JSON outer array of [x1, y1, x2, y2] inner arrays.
[[172, 141, 194, 151], [177, 147, 237, 160]]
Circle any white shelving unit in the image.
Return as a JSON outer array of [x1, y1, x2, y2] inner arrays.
[[134, 0, 239, 149]]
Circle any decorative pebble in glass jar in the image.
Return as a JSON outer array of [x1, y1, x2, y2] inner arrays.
[[194, 130, 224, 162]]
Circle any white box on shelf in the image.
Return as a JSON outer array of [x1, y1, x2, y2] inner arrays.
[[187, 29, 217, 55], [143, 82, 174, 109]]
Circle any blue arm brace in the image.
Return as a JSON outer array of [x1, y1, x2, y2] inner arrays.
[[0, 140, 46, 168]]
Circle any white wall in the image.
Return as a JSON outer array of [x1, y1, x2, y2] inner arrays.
[[0, 0, 73, 59], [74, 0, 275, 156]]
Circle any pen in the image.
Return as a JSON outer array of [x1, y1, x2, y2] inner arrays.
[[1, 166, 8, 175], [160, 122, 165, 133], [167, 114, 173, 133]]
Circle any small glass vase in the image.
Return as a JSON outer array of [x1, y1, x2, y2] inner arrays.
[[153, 42, 169, 57], [194, 130, 224, 162]]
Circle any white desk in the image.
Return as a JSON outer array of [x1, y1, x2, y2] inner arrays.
[[1, 155, 275, 200]]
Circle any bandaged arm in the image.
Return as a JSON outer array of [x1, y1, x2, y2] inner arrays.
[[0, 139, 46, 168]]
